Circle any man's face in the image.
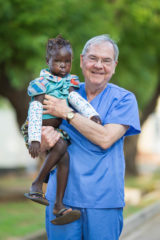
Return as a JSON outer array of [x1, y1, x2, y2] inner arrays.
[[80, 41, 117, 88], [48, 47, 72, 77]]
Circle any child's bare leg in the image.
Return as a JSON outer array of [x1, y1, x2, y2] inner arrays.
[[30, 138, 68, 193], [53, 151, 71, 215]]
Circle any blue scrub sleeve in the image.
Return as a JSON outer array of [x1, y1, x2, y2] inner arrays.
[[104, 92, 141, 136]]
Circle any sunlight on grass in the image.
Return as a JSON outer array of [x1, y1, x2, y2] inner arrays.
[[0, 174, 46, 239], [124, 198, 159, 218], [125, 175, 156, 193], [0, 174, 32, 193], [0, 201, 45, 239], [125, 168, 160, 193], [124, 169, 160, 218]]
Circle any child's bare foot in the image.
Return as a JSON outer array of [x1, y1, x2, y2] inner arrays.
[[30, 180, 43, 194], [53, 203, 72, 216], [51, 203, 81, 225], [24, 180, 49, 206]]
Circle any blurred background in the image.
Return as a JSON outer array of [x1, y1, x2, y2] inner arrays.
[[0, 0, 160, 239]]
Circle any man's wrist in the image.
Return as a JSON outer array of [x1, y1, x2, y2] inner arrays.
[[61, 107, 72, 120], [66, 110, 76, 123]]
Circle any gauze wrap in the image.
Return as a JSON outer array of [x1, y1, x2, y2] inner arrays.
[[28, 101, 43, 144], [68, 91, 100, 118]]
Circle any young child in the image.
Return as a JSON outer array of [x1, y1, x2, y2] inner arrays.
[[23, 35, 102, 225]]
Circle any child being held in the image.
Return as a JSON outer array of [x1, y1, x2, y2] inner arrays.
[[23, 35, 101, 225]]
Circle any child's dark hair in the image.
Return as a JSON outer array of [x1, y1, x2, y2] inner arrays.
[[46, 35, 72, 60]]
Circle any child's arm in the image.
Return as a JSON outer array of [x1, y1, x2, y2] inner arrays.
[[28, 95, 44, 158], [68, 88, 102, 125]]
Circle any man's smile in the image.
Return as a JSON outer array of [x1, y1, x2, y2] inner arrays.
[[91, 71, 105, 75]]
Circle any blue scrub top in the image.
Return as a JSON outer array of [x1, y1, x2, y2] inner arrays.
[[46, 83, 141, 208]]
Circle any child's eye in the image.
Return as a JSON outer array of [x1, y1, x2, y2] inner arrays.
[[54, 60, 61, 65]]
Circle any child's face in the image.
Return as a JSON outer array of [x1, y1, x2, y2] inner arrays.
[[48, 47, 72, 77]]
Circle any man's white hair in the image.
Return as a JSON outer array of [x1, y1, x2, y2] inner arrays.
[[81, 34, 119, 62]]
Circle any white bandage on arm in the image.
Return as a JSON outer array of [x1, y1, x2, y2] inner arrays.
[[28, 101, 43, 144], [68, 91, 100, 118]]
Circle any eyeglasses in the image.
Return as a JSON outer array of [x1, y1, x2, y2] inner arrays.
[[86, 55, 114, 66]]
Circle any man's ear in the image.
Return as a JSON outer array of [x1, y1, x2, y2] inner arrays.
[[112, 61, 118, 74], [80, 54, 83, 68]]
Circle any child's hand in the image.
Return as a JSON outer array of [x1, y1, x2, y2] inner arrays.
[[29, 141, 41, 158], [90, 115, 102, 125]]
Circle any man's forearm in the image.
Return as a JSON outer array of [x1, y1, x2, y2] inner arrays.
[[42, 95, 128, 150], [69, 113, 129, 150], [70, 113, 105, 146]]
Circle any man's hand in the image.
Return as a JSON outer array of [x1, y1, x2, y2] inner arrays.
[[40, 126, 61, 152], [43, 95, 72, 119], [29, 141, 41, 158]]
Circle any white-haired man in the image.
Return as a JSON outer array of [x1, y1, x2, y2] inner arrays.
[[42, 34, 141, 240]]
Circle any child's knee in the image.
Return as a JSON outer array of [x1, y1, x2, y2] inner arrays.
[[57, 152, 69, 170], [53, 138, 68, 154], [60, 152, 69, 165]]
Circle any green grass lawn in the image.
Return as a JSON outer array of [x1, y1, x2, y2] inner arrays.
[[123, 197, 159, 218], [0, 201, 45, 240], [0, 173, 46, 239]]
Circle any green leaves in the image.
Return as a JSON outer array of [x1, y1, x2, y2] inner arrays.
[[0, 0, 160, 113]]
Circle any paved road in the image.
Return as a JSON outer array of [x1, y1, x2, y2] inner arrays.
[[120, 202, 160, 240], [121, 213, 160, 240]]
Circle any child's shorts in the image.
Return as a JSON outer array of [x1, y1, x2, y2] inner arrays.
[[21, 118, 70, 149]]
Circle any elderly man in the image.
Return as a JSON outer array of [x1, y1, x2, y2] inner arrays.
[[42, 35, 141, 240]]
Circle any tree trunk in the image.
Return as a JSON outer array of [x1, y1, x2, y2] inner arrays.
[[4, 89, 29, 128], [124, 135, 139, 176], [0, 63, 29, 128]]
